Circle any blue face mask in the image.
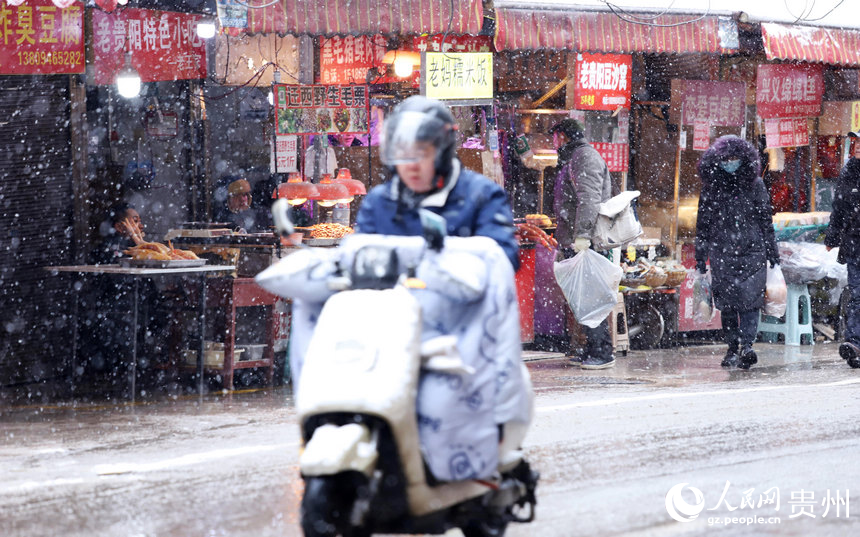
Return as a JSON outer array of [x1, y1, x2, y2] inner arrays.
[[719, 159, 741, 173]]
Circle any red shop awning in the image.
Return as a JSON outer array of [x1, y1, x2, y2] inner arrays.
[[762, 23, 860, 67], [228, 0, 484, 36], [494, 7, 737, 54]]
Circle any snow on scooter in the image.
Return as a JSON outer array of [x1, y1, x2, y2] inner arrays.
[[256, 200, 538, 536]]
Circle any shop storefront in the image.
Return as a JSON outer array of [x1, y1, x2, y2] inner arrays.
[[0, 0, 86, 385]]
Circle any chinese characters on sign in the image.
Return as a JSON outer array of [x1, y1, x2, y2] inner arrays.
[[423, 52, 493, 101], [274, 84, 369, 136], [573, 53, 632, 111], [592, 143, 629, 172], [764, 117, 809, 148], [756, 64, 823, 119], [0, 0, 83, 75], [693, 123, 711, 151], [274, 135, 298, 173], [320, 35, 389, 84], [92, 8, 207, 85], [670, 80, 746, 126]]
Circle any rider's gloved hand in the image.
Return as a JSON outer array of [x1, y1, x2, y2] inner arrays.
[[573, 237, 591, 253]]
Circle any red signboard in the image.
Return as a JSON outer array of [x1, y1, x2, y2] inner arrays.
[[274, 84, 369, 136], [592, 142, 629, 172], [320, 34, 391, 85], [92, 8, 207, 85], [0, 0, 84, 75], [573, 53, 632, 111], [756, 64, 823, 119], [764, 117, 809, 148], [672, 80, 746, 126]]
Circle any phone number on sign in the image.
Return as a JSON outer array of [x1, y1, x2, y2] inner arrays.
[[16, 50, 83, 68]]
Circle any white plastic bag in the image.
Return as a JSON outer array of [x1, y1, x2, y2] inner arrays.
[[592, 190, 643, 250], [554, 249, 623, 328], [763, 264, 787, 318], [692, 269, 715, 324]]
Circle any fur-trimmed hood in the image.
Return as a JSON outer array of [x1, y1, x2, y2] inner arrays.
[[697, 135, 760, 190]]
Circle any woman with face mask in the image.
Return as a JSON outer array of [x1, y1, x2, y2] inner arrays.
[[695, 135, 779, 370]]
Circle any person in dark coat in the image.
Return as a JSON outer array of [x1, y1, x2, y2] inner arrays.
[[824, 131, 860, 368], [695, 135, 779, 370], [356, 96, 519, 270], [89, 202, 145, 265], [551, 118, 615, 370]]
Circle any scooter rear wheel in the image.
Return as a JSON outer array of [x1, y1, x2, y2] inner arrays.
[[301, 475, 371, 537]]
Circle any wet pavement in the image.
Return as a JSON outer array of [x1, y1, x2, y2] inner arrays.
[[1, 341, 859, 536]]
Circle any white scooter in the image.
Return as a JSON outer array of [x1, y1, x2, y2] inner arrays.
[[256, 200, 538, 537]]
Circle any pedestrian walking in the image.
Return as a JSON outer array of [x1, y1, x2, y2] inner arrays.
[[824, 131, 860, 369], [695, 135, 779, 370], [551, 118, 616, 370]]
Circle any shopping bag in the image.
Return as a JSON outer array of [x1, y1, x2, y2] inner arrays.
[[692, 269, 715, 324], [763, 264, 787, 318], [592, 190, 643, 251], [553, 249, 623, 328]]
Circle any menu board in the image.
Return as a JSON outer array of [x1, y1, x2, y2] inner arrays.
[[274, 84, 369, 136]]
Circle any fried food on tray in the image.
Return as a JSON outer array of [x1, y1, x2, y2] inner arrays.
[[124, 241, 199, 261], [309, 223, 354, 239]]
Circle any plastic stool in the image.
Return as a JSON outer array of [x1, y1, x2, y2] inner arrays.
[[757, 283, 814, 345], [609, 293, 629, 356]]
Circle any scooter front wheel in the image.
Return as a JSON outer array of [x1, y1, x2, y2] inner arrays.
[[461, 516, 508, 537], [301, 475, 372, 537]]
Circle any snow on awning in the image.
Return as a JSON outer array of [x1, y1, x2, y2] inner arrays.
[[494, 7, 738, 54], [223, 0, 484, 36], [761, 22, 860, 67]]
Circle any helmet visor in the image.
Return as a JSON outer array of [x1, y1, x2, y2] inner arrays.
[[380, 110, 446, 165]]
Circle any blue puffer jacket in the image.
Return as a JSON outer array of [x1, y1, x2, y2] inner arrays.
[[356, 163, 520, 270]]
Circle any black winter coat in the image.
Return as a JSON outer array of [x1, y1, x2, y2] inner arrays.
[[824, 157, 860, 265], [695, 136, 778, 312]]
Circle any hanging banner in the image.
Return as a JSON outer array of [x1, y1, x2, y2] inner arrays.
[[592, 142, 629, 172], [422, 52, 493, 103], [273, 135, 298, 173], [670, 80, 745, 126], [693, 122, 711, 151], [0, 0, 84, 75], [851, 101, 860, 133], [274, 84, 369, 136], [91, 8, 207, 85], [756, 64, 823, 119], [413, 34, 492, 52], [764, 117, 809, 148], [573, 53, 632, 111]]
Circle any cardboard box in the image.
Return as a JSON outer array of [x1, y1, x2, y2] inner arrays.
[[183, 348, 244, 367]]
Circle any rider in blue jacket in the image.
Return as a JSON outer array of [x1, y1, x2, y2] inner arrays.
[[355, 96, 520, 270]]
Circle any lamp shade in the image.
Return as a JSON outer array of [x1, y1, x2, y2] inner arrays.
[[314, 183, 350, 207], [334, 178, 367, 197], [274, 175, 320, 206]]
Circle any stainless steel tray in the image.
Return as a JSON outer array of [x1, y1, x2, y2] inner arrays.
[[304, 238, 340, 247], [119, 258, 207, 268]]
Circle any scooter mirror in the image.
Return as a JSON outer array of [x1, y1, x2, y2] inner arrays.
[[271, 198, 295, 237], [418, 209, 446, 252]]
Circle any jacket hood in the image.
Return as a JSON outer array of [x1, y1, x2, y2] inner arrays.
[[698, 135, 760, 189]]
